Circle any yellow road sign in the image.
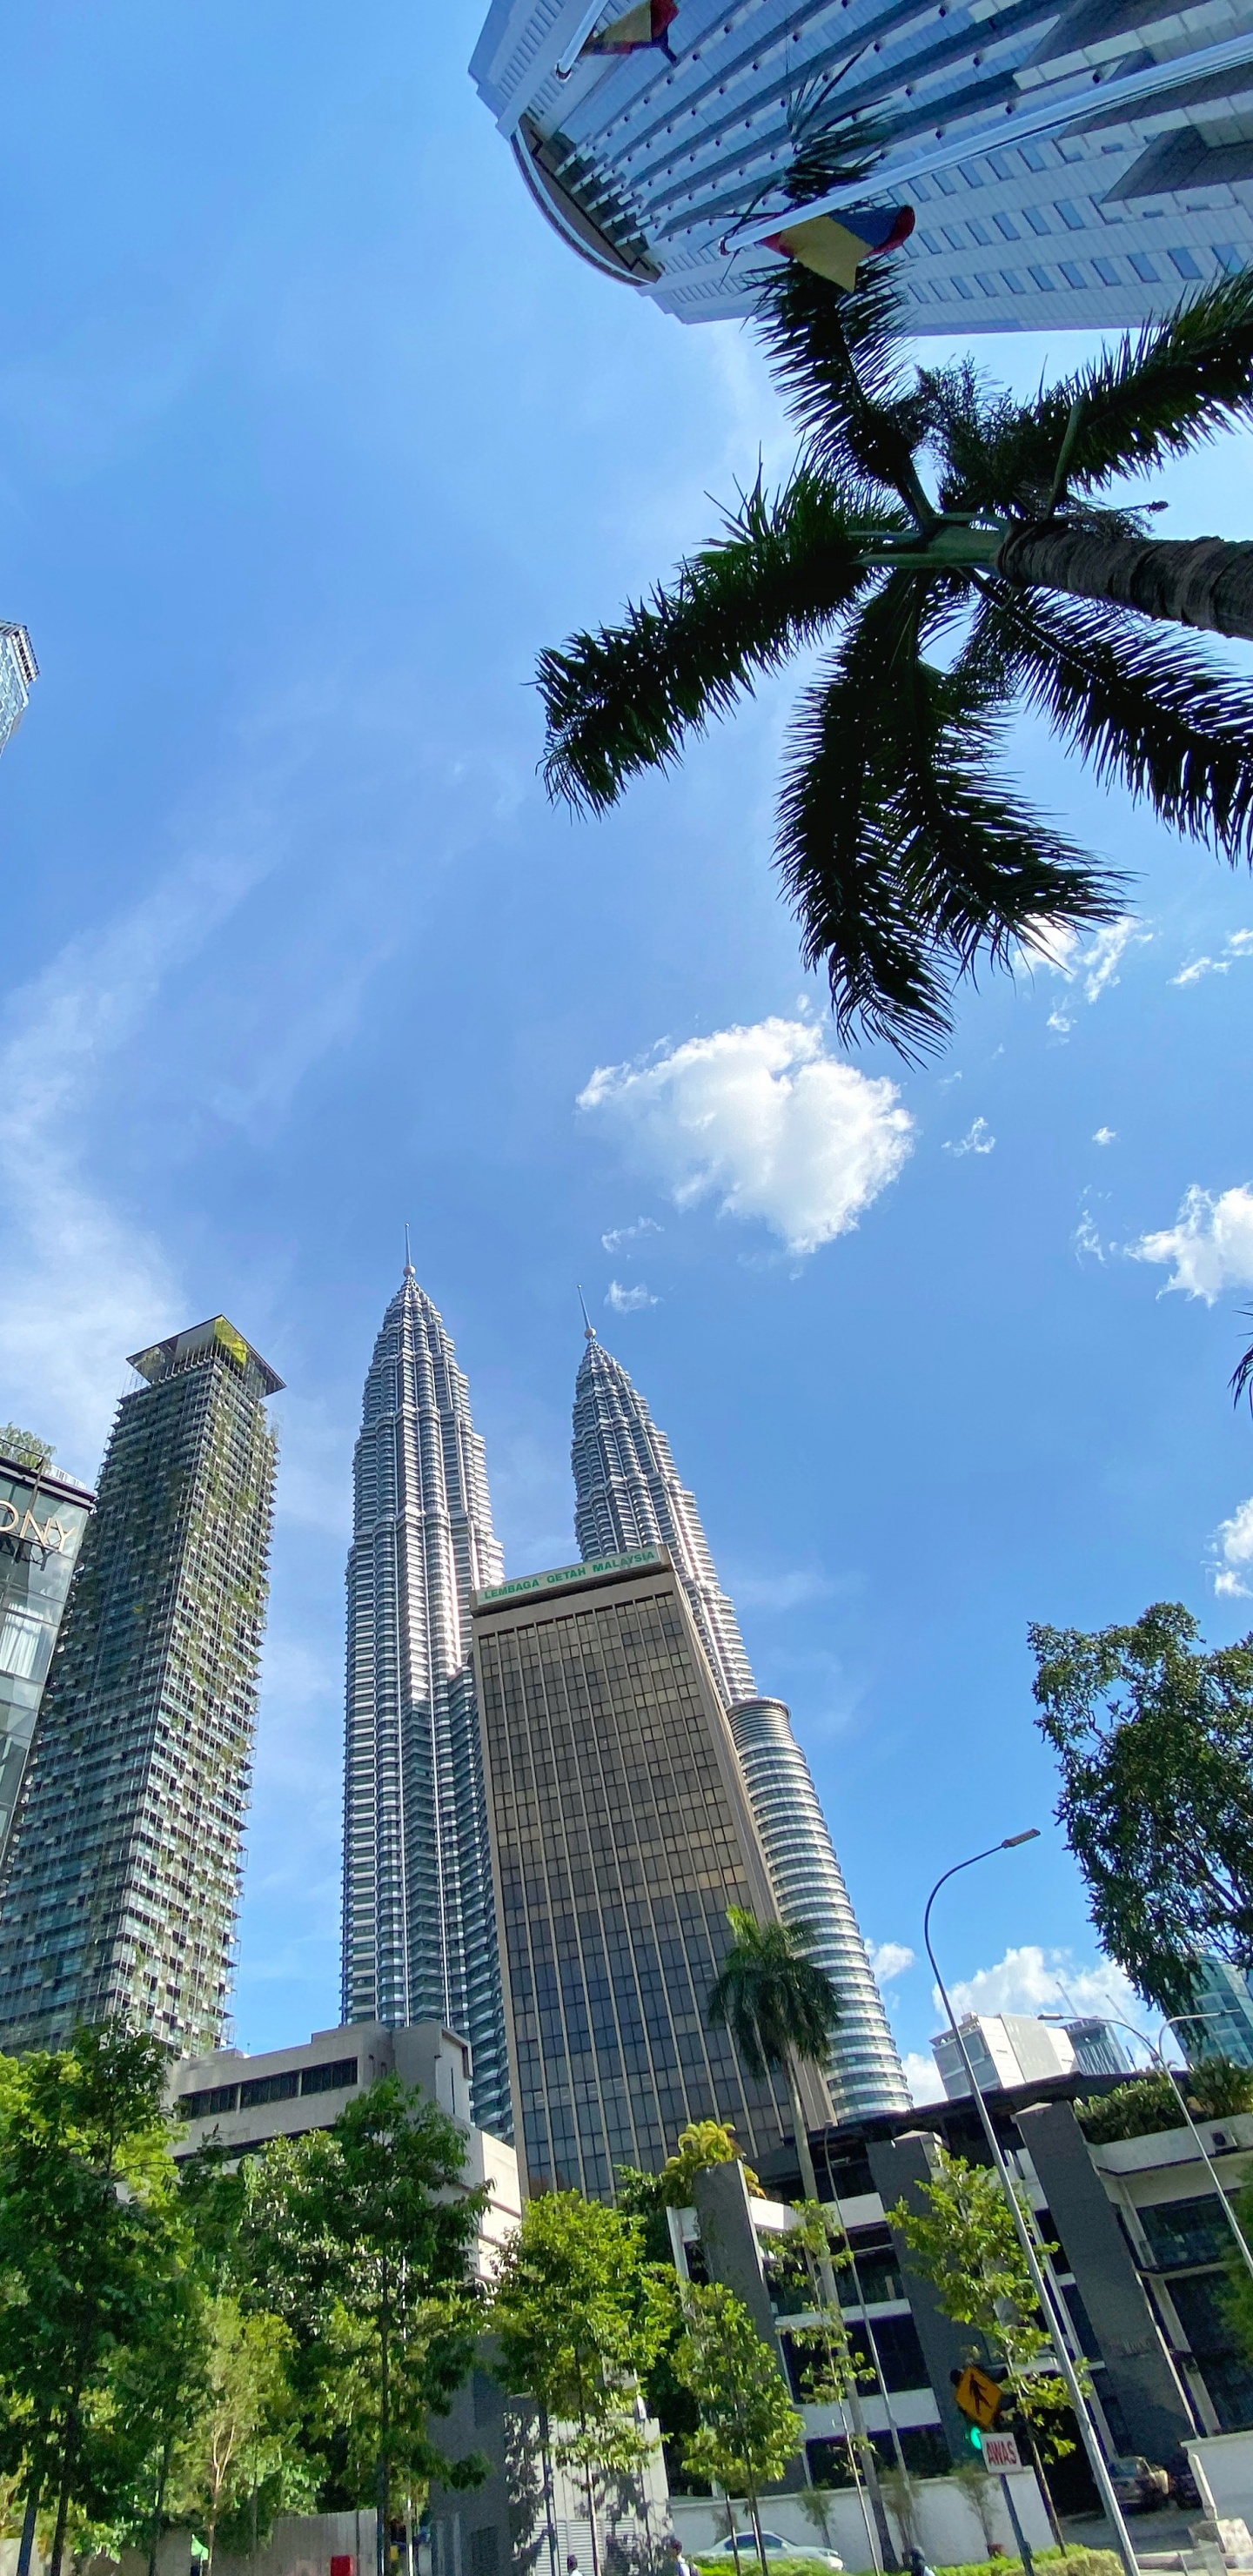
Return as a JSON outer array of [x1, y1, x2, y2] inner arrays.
[[954, 2365, 1003, 2432]]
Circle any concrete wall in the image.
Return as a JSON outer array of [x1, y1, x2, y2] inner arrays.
[[867, 2134, 975, 2465], [1187, 2434, 1253, 2525], [669, 2468, 1053, 2569], [1017, 2100, 1195, 2463]]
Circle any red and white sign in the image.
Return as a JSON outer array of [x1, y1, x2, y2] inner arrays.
[[983, 2432, 1022, 2473]]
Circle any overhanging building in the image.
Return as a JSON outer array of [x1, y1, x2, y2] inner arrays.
[[571, 1327, 909, 2120], [0, 624, 37, 758], [0, 1317, 280, 2056], [341, 1265, 512, 2139], [471, 0, 1253, 333], [472, 1543, 828, 2197], [0, 1445, 95, 1866]]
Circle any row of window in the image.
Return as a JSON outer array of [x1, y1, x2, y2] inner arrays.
[[178, 2055, 358, 2120]]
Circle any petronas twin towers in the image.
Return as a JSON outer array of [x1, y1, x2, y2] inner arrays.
[[342, 1267, 908, 2144]]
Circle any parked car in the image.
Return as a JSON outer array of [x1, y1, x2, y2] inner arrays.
[[1109, 2456, 1172, 2511], [702, 2539, 843, 2569]]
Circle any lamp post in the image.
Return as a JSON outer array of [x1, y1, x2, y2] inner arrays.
[[1041, 2007, 1253, 2289], [923, 1836, 1140, 2576]]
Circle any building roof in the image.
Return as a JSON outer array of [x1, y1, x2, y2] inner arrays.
[[127, 1314, 285, 1398]]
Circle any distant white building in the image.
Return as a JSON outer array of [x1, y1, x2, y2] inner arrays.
[[0, 624, 36, 756], [932, 2011, 1076, 2098], [171, 2018, 521, 2277]]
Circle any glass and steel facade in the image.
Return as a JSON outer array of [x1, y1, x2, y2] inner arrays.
[[570, 1328, 909, 2118], [341, 1267, 512, 2139], [472, 1551, 810, 2194], [0, 1317, 279, 2058], [471, 0, 1253, 335], [0, 1452, 94, 1864], [0, 624, 37, 757]]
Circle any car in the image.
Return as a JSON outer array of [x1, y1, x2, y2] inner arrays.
[[1108, 2456, 1172, 2511], [702, 2539, 843, 2569]]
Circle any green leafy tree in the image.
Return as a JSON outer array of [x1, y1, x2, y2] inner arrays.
[[1077, 2058, 1253, 2143], [0, 2021, 187, 2576], [490, 2190, 668, 2576], [658, 2123, 762, 2208], [234, 2077, 486, 2532], [0, 1426, 53, 1472], [888, 2140, 1077, 2531], [539, 263, 1253, 1059], [167, 2297, 308, 2575], [669, 2282, 804, 2576], [1030, 1601, 1253, 2016], [770, 2204, 886, 2553]]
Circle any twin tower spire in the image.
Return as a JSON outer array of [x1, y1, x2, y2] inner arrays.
[[342, 1271, 909, 2143]]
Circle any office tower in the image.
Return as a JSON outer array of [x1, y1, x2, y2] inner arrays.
[[472, 1546, 828, 2195], [470, 0, 1253, 335], [0, 1318, 279, 2057], [571, 1326, 910, 2118], [1067, 2016, 1135, 2078], [342, 1265, 512, 2138], [0, 1439, 95, 1864], [932, 2009, 1077, 2097], [1177, 1956, 1253, 2069], [0, 624, 37, 756]]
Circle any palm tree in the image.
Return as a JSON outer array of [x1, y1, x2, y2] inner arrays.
[[539, 261, 1253, 1056], [709, 1909, 837, 2201], [708, 1909, 898, 2569]]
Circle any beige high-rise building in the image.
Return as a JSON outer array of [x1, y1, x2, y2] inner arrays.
[[472, 1544, 827, 2198]]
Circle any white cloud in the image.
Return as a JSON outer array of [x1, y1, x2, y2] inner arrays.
[[904, 2049, 948, 2105], [1173, 929, 1253, 987], [578, 1017, 914, 1257], [944, 1117, 995, 1158], [1132, 1183, 1253, 1301], [601, 1217, 662, 1254], [605, 1278, 657, 1313], [0, 855, 263, 1476], [944, 1943, 1144, 2041], [1074, 1209, 1108, 1264], [1082, 918, 1145, 1002], [1093, 1127, 1116, 1146], [1211, 1495, 1253, 1600], [1029, 916, 1149, 1028], [870, 1942, 915, 1986]]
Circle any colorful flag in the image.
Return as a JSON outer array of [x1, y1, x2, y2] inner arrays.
[[763, 203, 915, 290], [581, 0, 678, 57]]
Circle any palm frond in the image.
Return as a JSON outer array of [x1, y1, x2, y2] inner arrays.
[[754, 260, 930, 515], [1233, 1312, 1253, 1413], [919, 358, 1074, 519], [539, 469, 877, 813], [972, 579, 1253, 859], [776, 573, 1122, 1052], [1052, 270, 1253, 497]]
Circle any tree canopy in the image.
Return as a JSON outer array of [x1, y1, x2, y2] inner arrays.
[[1030, 1601, 1253, 2015]]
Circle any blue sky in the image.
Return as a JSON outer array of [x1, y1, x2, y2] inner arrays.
[[4, 2, 1253, 2097]]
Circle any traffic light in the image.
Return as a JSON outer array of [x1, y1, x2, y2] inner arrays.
[[968, 2426, 984, 2455]]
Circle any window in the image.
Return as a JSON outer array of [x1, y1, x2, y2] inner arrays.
[[1094, 257, 1121, 285], [178, 2083, 239, 2119], [300, 2056, 358, 2096], [238, 2069, 299, 2110], [1055, 198, 1085, 231], [1140, 2195, 1236, 2270], [1170, 247, 1202, 278], [0, 1610, 47, 1680], [1129, 252, 1160, 282]]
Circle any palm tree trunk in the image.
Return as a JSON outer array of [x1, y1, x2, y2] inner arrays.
[[996, 525, 1253, 640], [783, 2058, 895, 2573]]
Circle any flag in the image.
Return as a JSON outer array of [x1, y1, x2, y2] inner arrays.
[[581, 0, 678, 57], [762, 203, 915, 290]]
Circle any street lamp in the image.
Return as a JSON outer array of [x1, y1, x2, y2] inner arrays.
[[1040, 2007, 1253, 2288], [923, 1835, 1140, 2576]]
